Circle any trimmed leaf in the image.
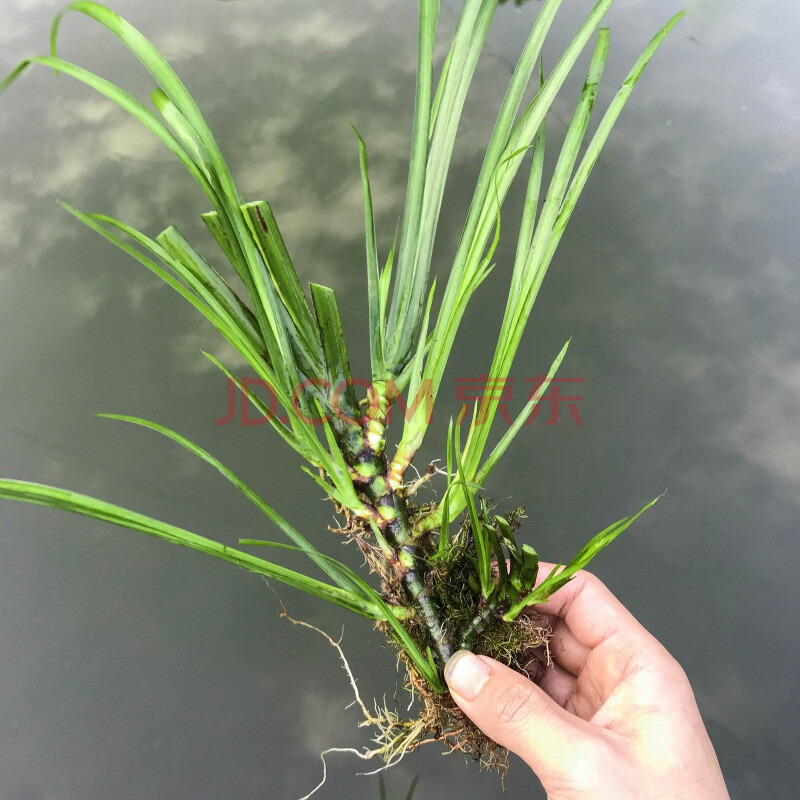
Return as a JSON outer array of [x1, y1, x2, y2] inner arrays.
[[309, 284, 360, 430], [242, 201, 321, 359], [157, 225, 262, 349]]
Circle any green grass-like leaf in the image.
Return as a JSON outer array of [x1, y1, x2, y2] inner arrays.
[[350, 123, 385, 381], [454, 422, 491, 598], [0, 0, 683, 700], [310, 283, 360, 430], [96, 413, 362, 595], [0, 478, 380, 620], [503, 493, 665, 620]]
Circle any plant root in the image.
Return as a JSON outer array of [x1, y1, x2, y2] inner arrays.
[[389, 608, 551, 779], [281, 604, 552, 800], [281, 607, 439, 799], [339, 503, 554, 775], [284, 496, 554, 797]]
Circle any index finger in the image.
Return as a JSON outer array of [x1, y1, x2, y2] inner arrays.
[[529, 563, 653, 651]]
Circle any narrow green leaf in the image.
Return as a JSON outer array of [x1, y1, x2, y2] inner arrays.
[[309, 284, 359, 427], [350, 123, 383, 379], [311, 397, 364, 512], [389, 0, 439, 366], [503, 493, 664, 619], [495, 516, 518, 557], [457, 0, 562, 293], [50, 3, 305, 385], [461, 27, 610, 479], [1, 56, 213, 198], [475, 337, 570, 485], [0, 60, 32, 93], [151, 88, 213, 182], [0, 479, 381, 619], [96, 413, 361, 594], [235, 540, 393, 614], [388, 0, 498, 371], [511, 108, 546, 297], [157, 226, 262, 349], [0, 53, 271, 371], [424, 0, 616, 416], [519, 544, 539, 590], [421, 338, 569, 534], [200, 351, 323, 466], [284, 539, 446, 692], [428, 44, 452, 138], [552, 11, 686, 243], [487, 522, 507, 597], [201, 210, 237, 265], [378, 229, 396, 334], [454, 424, 491, 597], [437, 418, 455, 558], [367, 518, 393, 559], [242, 201, 321, 358], [78, 209, 277, 380], [57, 202, 270, 373], [400, 279, 436, 449]]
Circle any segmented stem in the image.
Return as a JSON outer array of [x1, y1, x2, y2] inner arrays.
[[344, 387, 454, 665], [458, 600, 499, 651]]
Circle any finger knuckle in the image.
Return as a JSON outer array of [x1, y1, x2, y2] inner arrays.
[[492, 683, 540, 728], [640, 642, 689, 685], [577, 569, 603, 591]]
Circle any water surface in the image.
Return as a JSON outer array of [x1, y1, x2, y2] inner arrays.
[[1, 1, 798, 798]]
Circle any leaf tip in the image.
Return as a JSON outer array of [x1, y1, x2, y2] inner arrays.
[[0, 60, 32, 95], [151, 87, 169, 110]]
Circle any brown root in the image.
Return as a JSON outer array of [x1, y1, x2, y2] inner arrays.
[[284, 605, 548, 786], [381, 609, 551, 778], [291, 500, 552, 788]]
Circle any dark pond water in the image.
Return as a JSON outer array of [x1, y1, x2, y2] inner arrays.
[[1, 1, 798, 798]]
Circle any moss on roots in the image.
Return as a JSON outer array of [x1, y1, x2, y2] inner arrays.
[[357, 501, 551, 774]]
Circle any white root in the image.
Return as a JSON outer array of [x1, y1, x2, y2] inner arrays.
[[280, 608, 428, 800]]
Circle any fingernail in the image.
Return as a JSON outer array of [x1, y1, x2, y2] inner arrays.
[[444, 650, 492, 700]]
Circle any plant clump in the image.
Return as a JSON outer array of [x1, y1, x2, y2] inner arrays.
[[0, 0, 680, 786], [351, 497, 554, 770]]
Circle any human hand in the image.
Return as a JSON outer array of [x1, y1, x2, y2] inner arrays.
[[444, 565, 730, 799]]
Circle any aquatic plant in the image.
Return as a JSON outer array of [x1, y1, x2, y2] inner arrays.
[[1, 0, 681, 782]]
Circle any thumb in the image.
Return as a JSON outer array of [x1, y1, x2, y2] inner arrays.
[[444, 650, 594, 780]]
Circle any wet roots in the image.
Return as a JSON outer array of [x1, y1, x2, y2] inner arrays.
[[382, 611, 552, 778], [283, 499, 553, 795], [292, 613, 549, 797], [356, 505, 551, 770]]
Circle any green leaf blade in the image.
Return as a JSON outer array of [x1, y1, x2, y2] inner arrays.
[[350, 124, 384, 380], [0, 478, 380, 619], [503, 493, 664, 620], [309, 284, 360, 430]]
